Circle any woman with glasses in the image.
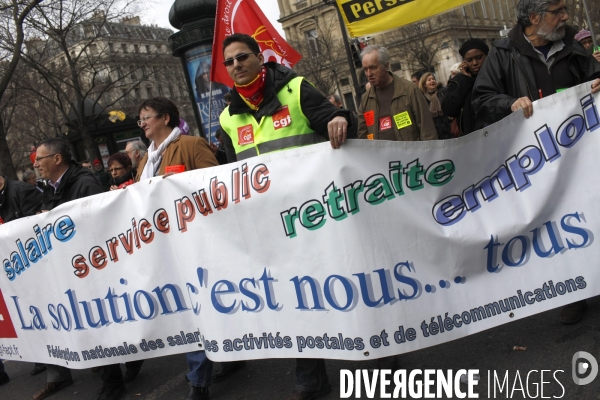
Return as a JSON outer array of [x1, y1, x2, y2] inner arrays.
[[107, 152, 135, 190], [441, 38, 489, 136], [135, 97, 217, 181]]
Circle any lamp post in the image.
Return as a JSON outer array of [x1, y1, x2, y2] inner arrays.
[[321, 0, 362, 109], [168, 0, 225, 143]]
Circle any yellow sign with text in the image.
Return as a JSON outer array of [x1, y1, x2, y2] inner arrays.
[[336, 0, 474, 37]]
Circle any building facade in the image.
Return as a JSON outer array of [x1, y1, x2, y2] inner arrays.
[[22, 16, 197, 165]]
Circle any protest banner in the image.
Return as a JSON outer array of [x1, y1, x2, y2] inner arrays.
[[0, 84, 598, 368], [335, 0, 475, 37]]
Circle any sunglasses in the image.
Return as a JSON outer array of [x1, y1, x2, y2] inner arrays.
[[222, 52, 258, 67]]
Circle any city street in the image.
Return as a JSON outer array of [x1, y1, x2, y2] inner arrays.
[[2, 297, 600, 399]]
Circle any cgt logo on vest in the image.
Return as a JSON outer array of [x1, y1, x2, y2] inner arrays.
[[273, 105, 292, 130], [237, 124, 255, 145]]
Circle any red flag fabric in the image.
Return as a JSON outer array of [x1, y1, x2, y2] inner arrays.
[[211, 0, 302, 87]]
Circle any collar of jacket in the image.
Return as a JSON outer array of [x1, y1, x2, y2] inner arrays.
[[366, 72, 408, 100], [496, 24, 579, 58], [52, 163, 80, 194], [228, 62, 298, 119]]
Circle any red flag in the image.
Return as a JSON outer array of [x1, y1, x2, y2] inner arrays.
[[211, 0, 302, 87]]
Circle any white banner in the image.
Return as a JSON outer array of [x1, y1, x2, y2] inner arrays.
[[1, 85, 599, 368]]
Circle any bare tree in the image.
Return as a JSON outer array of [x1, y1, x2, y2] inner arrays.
[[288, 9, 347, 97], [382, 15, 457, 75], [20, 0, 166, 162], [0, 0, 43, 178]]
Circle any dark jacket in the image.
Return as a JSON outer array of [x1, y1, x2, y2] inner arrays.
[[442, 73, 477, 135], [42, 163, 104, 210], [221, 62, 357, 163], [0, 178, 43, 223], [473, 24, 600, 126]]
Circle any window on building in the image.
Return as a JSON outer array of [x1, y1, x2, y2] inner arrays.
[[497, 0, 504, 19], [134, 44, 139, 53], [157, 44, 163, 52], [505, 0, 511, 19], [121, 43, 128, 53], [340, 78, 350, 86], [488, 0, 496, 19], [134, 87, 141, 99], [89, 44, 98, 55], [108, 42, 114, 53], [480, 0, 487, 18], [145, 45, 151, 53], [471, 4, 477, 17], [295, 0, 307, 9], [157, 84, 163, 96], [130, 65, 137, 79], [305, 29, 319, 57], [391, 62, 402, 71], [146, 86, 153, 97]]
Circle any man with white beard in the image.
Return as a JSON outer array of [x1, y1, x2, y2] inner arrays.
[[472, 0, 600, 326], [473, 0, 600, 126]]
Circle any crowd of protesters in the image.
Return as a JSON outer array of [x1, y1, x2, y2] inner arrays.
[[1, 0, 600, 399]]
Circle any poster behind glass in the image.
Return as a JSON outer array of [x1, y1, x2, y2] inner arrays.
[[184, 44, 230, 144]]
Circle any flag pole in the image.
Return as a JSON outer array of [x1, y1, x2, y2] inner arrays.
[[207, 81, 213, 143], [581, 0, 598, 50]]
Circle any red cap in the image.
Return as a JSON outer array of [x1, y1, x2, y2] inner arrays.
[[93, 159, 102, 165]]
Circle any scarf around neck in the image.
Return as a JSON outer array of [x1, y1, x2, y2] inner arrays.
[[140, 126, 182, 180], [424, 88, 443, 117], [235, 66, 267, 111]]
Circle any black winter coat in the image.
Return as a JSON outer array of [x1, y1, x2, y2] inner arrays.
[[41, 164, 104, 210], [0, 178, 43, 223], [221, 62, 357, 163], [473, 25, 600, 126], [442, 74, 477, 135]]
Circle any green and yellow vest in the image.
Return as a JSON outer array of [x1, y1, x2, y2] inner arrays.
[[220, 77, 322, 160]]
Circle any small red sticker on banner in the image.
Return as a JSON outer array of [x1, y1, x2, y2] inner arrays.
[[379, 116, 392, 131], [165, 165, 186, 174], [238, 124, 255, 145], [364, 110, 375, 126], [273, 105, 292, 130]]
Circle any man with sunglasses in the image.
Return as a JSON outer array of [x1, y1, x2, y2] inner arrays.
[[218, 33, 356, 164], [473, 0, 600, 127], [217, 33, 356, 400]]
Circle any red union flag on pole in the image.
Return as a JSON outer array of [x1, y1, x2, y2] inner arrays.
[[210, 0, 302, 87]]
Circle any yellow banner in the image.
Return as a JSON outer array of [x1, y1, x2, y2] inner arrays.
[[336, 0, 474, 37]]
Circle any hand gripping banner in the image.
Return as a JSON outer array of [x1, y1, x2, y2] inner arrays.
[[0, 84, 599, 368]]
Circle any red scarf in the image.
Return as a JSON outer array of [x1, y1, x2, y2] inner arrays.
[[235, 67, 267, 110]]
